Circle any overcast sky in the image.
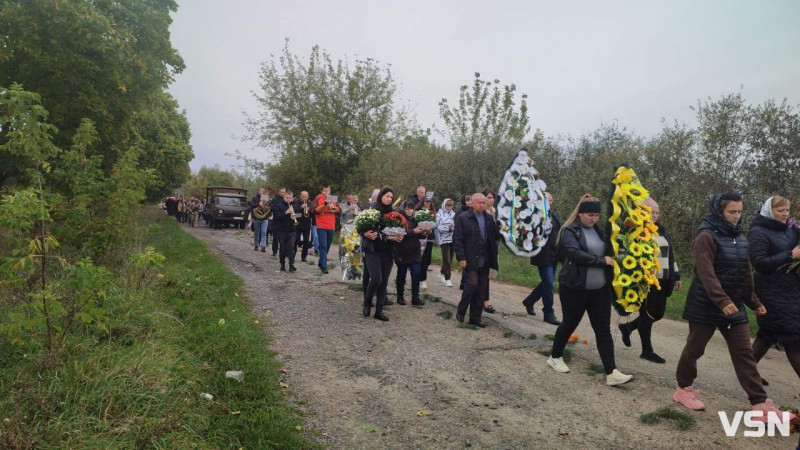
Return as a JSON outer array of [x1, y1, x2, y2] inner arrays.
[[168, 0, 800, 172]]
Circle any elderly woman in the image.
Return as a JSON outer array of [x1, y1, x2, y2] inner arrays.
[[748, 195, 800, 380]]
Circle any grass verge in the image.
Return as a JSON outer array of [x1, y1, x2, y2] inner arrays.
[[0, 209, 316, 448], [639, 407, 697, 430]]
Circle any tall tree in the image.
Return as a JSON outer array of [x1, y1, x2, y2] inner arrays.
[[0, 0, 189, 184], [246, 41, 402, 192]]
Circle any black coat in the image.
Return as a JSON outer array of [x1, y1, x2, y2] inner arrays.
[[530, 210, 562, 267], [748, 213, 800, 344], [393, 216, 423, 264], [271, 199, 295, 233], [453, 209, 499, 271], [292, 199, 313, 231], [556, 221, 610, 290]]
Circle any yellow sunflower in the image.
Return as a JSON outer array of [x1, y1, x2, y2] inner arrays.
[[624, 289, 638, 303], [622, 255, 638, 270], [621, 184, 649, 202], [636, 228, 652, 241], [641, 244, 653, 254], [629, 243, 643, 256], [627, 209, 644, 225], [646, 222, 659, 233], [631, 270, 644, 283], [639, 258, 654, 270], [617, 274, 632, 287]]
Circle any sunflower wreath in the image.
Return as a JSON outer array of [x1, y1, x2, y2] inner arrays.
[[496, 149, 552, 257], [608, 166, 661, 313]]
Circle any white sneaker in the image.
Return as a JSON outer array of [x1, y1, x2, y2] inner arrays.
[[547, 356, 570, 373], [438, 273, 447, 284], [420, 281, 428, 290], [606, 369, 633, 386], [445, 279, 453, 287]]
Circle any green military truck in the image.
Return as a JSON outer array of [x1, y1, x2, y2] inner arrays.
[[205, 186, 249, 229]]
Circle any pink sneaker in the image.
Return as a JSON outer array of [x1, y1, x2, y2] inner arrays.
[[672, 386, 705, 411], [751, 399, 797, 423]]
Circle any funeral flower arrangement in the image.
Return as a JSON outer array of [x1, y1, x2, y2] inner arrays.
[[381, 211, 407, 238], [413, 209, 436, 232], [496, 149, 552, 257], [354, 208, 381, 234], [339, 225, 362, 281], [608, 166, 661, 312]]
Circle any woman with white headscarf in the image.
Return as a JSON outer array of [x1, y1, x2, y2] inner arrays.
[[748, 195, 800, 380]]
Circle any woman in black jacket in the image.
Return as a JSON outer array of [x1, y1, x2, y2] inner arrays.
[[547, 194, 633, 386], [394, 200, 427, 306], [673, 192, 792, 418], [361, 187, 402, 321], [748, 196, 800, 379]]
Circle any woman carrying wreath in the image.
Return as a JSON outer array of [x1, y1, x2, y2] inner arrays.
[[547, 194, 634, 386], [673, 192, 794, 420], [361, 187, 402, 321], [618, 197, 681, 363], [748, 195, 800, 380]]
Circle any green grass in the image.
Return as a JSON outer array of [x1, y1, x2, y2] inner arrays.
[[526, 333, 537, 340], [639, 407, 697, 430], [436, 310, 453, 320], [458, 323, 479, 330], [0, 209, 316, 448], [503, 330, 515, 338], [346, 284, 362, 291], [586, 363, 606, 375], [544, 334, 556, 341]]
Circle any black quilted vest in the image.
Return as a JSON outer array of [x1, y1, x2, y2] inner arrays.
[[683, 230, 750, 326]]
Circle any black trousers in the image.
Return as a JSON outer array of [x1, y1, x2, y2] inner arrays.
[[623, 290, 667, 353], [277, 230, 297, 265], [295, 228, 311, 260], [364, 251, 394, 314], [552, 285, 616, 374], [420, 241, 433, 281], [457, 266, 489, 324]]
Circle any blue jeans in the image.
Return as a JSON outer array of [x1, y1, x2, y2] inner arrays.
[[523, 265, 555, 317], [395, 262, 421, 299], [311, 225, 319, 251], [253, 219, 268, 248], [317, 228, 334, 269]]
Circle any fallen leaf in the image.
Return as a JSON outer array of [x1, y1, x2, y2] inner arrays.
[[235, 293, 239, 297], [295, 425, 302, 431], [218, 318, 226, 325], [231, 410, 241, 415], [280, 382, 289, 388], [417, 410, 432, 417], [254, 320, 259, 324], [339, 296, 346, 300], [279, 368, 288, 373], [582, 339, 588, 344], [558, 428, 569, 436]]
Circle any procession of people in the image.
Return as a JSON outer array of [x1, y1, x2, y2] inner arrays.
[[169, 180, 799, 423]]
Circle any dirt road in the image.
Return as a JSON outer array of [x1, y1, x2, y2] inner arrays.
[[182, 223, 798, 449]]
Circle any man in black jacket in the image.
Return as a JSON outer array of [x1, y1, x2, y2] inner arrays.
[[272, 190, 297, 272], [453, 193, 499, 327]]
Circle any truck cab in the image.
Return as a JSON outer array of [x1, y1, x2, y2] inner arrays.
[[205, 186, 249, 229]]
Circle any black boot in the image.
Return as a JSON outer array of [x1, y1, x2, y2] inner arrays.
[[618, 323, 631, 347], [363, 300, 371, 317], [396, 294, 406, 305], [522, 298, 537, 315], [289, 264, 297, 272], [280, 263, 286, 272], [411, 295, 425, 307]]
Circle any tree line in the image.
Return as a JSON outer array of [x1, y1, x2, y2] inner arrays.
[[236, 42, 800, 265]]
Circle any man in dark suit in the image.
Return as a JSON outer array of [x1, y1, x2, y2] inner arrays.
[[453, 193, 499, 327]]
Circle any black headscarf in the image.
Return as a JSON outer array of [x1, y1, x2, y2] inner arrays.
[[699, 193, 743, 237]]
